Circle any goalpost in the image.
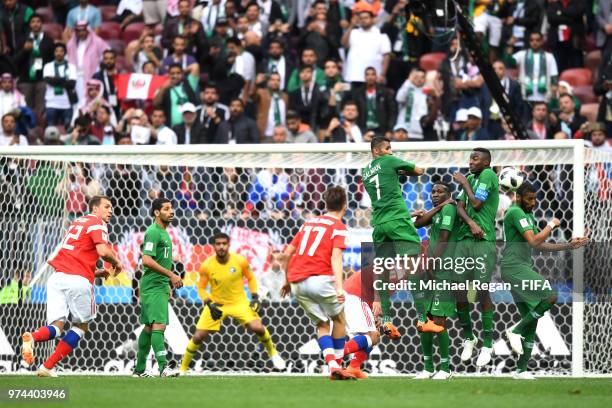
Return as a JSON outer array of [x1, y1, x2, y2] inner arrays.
[[0, 140, 610, 377]]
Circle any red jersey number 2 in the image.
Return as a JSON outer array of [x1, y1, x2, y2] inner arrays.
[[61, 225, 84, 251]]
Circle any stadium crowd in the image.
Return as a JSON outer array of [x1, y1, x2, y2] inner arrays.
[[0, 0, 608, 148]]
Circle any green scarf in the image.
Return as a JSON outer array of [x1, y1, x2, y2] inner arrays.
[[404, 87, 414, 123], [366, 92, 379, 130], [397, 15, 410, 62], [28, 33, 42, 81], [53, 60, 67, 95], [272, 92, 281, 126], [524, 50, 547, 96]]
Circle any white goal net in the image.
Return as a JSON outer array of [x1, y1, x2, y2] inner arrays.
[[0, 140, 610, 377]]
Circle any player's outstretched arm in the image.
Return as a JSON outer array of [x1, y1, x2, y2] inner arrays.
[[537, 237, 590, 252], [142, 255, 183, 288], [453, 171, 485, 210], [521, 218, 561, 248], [413, 199, 455, 228]]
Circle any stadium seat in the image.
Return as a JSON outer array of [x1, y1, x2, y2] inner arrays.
[[99, 5, 118, 22], [99, 22, 121, 40], [580, 103, 599, 123], [43, 23, 64, 41], [585, 34, 597, 52], [107, 39, 126, 55], [572, 85, 598, 104], [115, 55, 132, 71], [35, 7, 54, 23], [585, 50, 602, 79], [560, 68, 593, 87], [419, 52, 446, 72], [121, 22, 145, 44]]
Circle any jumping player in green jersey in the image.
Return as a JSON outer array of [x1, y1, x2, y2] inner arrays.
[[501, 182, 588, 380], [452, 147, 499, 368], [362, 136, 425, 339], [134, 197, 184, 378], [413, 182, 462, 380]]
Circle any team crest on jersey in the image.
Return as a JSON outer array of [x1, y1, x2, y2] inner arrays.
[[229, 267, 237, 273]]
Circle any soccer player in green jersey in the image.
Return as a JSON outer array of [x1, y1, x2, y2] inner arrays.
[[501, 182, 588, 379], [452, 147, 499, 367], [134, 197, 184, 378], [362, 136, 425, 339], [413, 182, 461, 380]]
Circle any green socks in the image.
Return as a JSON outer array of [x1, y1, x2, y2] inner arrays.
[[513, 300, 553, 335], [151, 329, 167, 373], [482, 309, 494, 348], [420, 332, 434, 372], [517, 325, 537, 372], [135, 330, 152, 373], [437, 331, 450, 372], [379, 288, 391, 321], [457, 308, 474, 340]]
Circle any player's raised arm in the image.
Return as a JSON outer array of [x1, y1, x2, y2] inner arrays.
[[456, 200, 484, 239], [413, 198, 455, 228]]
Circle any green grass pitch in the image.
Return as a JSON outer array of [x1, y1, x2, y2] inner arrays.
[[1, 376, 611, 408]]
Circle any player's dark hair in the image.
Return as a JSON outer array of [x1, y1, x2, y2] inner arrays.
[[433, 182, 453, 193], [151, 197, 172, 217], [286, 110, 300, 121], [516, 182, 536, 196], [473, 147, 491, 163], [212, 232, 230, 244], [88, 195, 112, 212], [324, 186, 347, 212], [371, 136, 391, 152]]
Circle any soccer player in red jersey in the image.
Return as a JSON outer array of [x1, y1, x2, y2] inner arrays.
[[341, 268, 381, 379], [281, 186, 355, 380], [21, 196, 124, 377]]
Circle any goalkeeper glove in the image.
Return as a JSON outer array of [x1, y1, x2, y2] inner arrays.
[[249, 294, 261, 313], [206, 300, 223, 320]]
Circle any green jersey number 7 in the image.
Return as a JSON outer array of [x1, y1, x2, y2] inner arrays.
[[369, 174, 380, 200]]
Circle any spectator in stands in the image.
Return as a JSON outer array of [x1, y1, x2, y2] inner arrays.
[[258, 0, 284, 26], [197, 83, 229, 143], [142, 0, 166, 27], [72, 79, 116, 127], [162, 0, 208, 64], [14, 13, 54, 120], [513, 31, 558, 103], [161, 35, 201, 77], [258, 39, 294, 91], [287, 47, 326, 93], [594, 56, 612, 136], [0, 270, 31, 304], [113, 0, 144, 30], [420, 92, 450, 141], [271, 126, 290, 143], [396, 68, 427, 140], [324, 59, 348, 117], [300, 2, 340, 63], [132, 32, 163, 73], [346, 67, 396, 137], [93, 50, 121, 119], [104, 163, 142, 218], [505, 0, 543, 54], [91, 105, 116, 145], [43, 126, 63, 145], [289, 65, 328, 131], [546, 0, 585, 73], [392, 123, 409, 142], [0, 0, 33, 56], [260, 250, 287, 301], [66, 21, 109, 102], [64, 114, 100, 145], [0, 73, 26, 119], [439, 37, 467, 121], [342, 7, 391, 85], [174, 102, 206, 144], [64, 0, 102, 42], [214, 98, 260, 143], [451, 108, 469, 140], [526, 101, 562, 140], [551, 93, 587, 138], [246, 167, 294, 219], [253, 72, 288, 140], [245, 2, 266, 39], [150, 108, 178, 145], [43, 43, 77, 129], [473, 0, 508, 62], [0, 112, 27, 145], [585, 122, 612, 152], [325, 100, 362, 143], [286, 109, 318, 143], [457, 107, 488, 141], [482, 60, 526, 139], [195, 0, 227, 38], [548, 80, 581, 114], [153, 63, 199, 127], [226, 37, 256, 104], [596, 0, 612, 60]]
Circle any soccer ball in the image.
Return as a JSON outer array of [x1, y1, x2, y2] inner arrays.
[[499, 167, 524, 191]]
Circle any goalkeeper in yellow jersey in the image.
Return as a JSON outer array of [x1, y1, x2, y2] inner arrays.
[[180, 232, 286, 374]]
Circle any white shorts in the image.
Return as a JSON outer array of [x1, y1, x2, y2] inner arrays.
[[291, 275, 343, 325], [47, 272, 96, 324], [473, 13, 502, 47], [344, 294, 377, 336]]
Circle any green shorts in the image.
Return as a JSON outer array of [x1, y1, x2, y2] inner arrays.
[[427, 264, 456, 317], [140, 291, 169, 325], [373, 218, 421, 259], [502, 264, 554, 308], [452, 239, 497, 283]]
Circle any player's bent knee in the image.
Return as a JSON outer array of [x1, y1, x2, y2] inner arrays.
[[193, 330, 208, 344], [368, 331, 380, 345], [331, 312, 346, 325], [74, 322, 89, 333], [247, 320, 264, 334], [152, 323, 166, 331]]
